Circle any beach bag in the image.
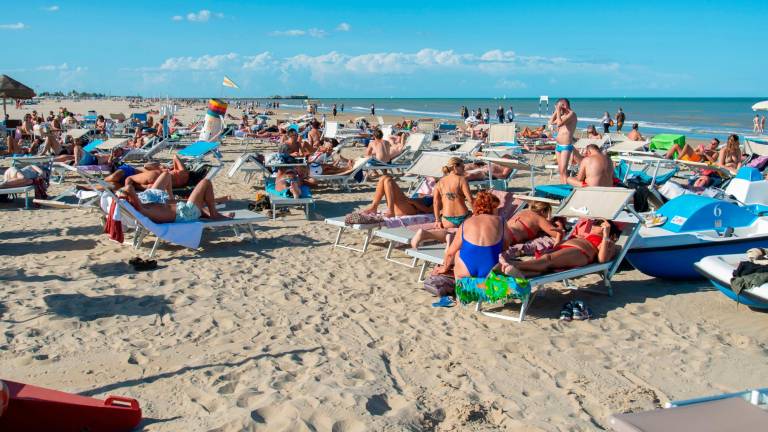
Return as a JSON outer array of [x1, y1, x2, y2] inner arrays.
[[747, 155, 768, 171], [423, 275, 455, 297], [344, 212, 384, 225]]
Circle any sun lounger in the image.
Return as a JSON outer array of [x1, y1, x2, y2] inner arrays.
[[121, 137, 170, 162], [574, 137, 609, 151], [326, 212, 435, 254], [405, 243, 447, 281], [83, 138, 129, 153], [99, 188, 267, 257], [65, 129, 92, 140], [227, 153, 270, 184], [606, 139, 648, 154], [609, 395, 768, 432], [487, 123, 517, 147], [477, 156, 542, 192], [0, 184, 35, 209], [177, 140, 221, 162], [312, 157, 370, 191], [469, 187, 641, 322], [361, 133, 428, 177]]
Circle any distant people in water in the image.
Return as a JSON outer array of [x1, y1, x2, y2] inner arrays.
[[506, 106, 515, 122], [616, 108, 625, 132], [600, 111, 612, 133], [370, 104, 375, 116], [496, 106, 505, 123], [755, 114, 761, 134], [762, 115, 766, 134]]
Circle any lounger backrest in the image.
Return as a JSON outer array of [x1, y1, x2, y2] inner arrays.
[[324, 121, 338, 139], [349, 157, 371, 174], [405, 133, 427, 153], [574, 137, 608, 151], [488, 123, 516, 144], [555, 187, 634, 219], [456, 139, 482, 153], [405, 152, 454, 178], [607, 140, 648, 153], [178, 141, 219, 158]]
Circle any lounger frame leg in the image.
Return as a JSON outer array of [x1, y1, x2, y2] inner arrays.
[[332, 226, 374, 254], [384, 241, 418, 268], [148, 237, 160, 258], [247, 224, 257, 242], [417, 261, 431, 282], [24, 190, 30, 209], [475, 291, 537, 323]]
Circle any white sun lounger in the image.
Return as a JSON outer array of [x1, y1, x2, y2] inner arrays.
[[121, 137, 171, 161], [100, 187, 268, 257], [473, 187, 641, 322], [227, 153, 270, 184], [405, 243, 447, 281], [312, 157, 370, 191], [606, 139, 649, 154], [0, 184, 35, 209]]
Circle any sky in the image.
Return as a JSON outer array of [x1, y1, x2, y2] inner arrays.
[[2, 0, 766, 98]]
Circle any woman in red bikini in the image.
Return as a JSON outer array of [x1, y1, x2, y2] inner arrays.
[[500, 218, 620, 277], [507, 201, 563, 245]]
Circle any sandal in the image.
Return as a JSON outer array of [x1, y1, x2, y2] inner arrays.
[[571, 301, 593, 321], [431, 296, 456, 308], [559, 302, 573, 321], [131, 258, 158, 271]]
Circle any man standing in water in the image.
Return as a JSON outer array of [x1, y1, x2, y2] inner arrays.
[[761, 115, 766, 134], [496, 106, 505, 123], [550, 98, 578, 184], [616, 108, 625, 132], [754, 114, 761, 134], [370, 104, 375, 116]]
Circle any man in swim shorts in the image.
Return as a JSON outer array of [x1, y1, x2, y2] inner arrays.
[[550, 98, 578, 184]]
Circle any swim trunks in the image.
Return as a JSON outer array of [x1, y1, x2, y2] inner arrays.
[[175, 201, 201, 222], [555, 144, 575, 152], [443, 213, 470, 226]]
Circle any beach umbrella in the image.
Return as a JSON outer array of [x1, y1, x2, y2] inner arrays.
[[0, 74, 36, 116], [752, 100, 768, 111]]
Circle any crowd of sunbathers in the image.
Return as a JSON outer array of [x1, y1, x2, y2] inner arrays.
[[356, 157, 622, 282]]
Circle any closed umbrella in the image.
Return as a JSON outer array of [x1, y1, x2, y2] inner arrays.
[[752, 100, 768, 111], [0, 75, 36, 116]]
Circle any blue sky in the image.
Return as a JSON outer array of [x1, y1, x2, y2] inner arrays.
[[2, 0, 766, 97]]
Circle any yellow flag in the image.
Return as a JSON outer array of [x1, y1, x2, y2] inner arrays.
[[222, 76, 239, 89]]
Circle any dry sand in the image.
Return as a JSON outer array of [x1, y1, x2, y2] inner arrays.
[[1, 99, 767, 431]]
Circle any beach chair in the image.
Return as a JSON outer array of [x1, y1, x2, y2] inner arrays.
[[99, 186, 268, 258], [65, 129, 92, 141], [177, 141, 221, 162], [121, 137, 171, 162], [312, 157, 370, 191], [465, 187, 641, 322], [83, 138, 129, 153], [227, 153, 270, 184], [605, 139, 649, 154], [0, 184, 35, 209], [487, 123, 517, 148], [478, 156, 543, 192], [263, 177, 314, 220], [361, 133, 428, 178], [609, 389, 768, 432], [326, 213, 436, 254], [574, 137, 609, 152]]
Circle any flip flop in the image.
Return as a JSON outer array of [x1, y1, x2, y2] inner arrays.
[[572, 301, 593, 320], [131, 258, 158, 271], [431, 296, 455, 308], [559, 302, 573, 321]]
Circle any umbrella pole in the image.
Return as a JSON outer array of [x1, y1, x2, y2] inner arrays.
[[2, 98, 5, 117]]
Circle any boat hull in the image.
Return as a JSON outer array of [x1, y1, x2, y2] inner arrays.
[[694, 259, 768, 309], [626, 237, 768, 279]]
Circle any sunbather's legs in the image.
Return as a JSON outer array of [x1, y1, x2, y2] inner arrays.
[[0, 178, 33, 188], [410, 228, 448, 248], [104, 170, 126, 190], [557, 150, 571, 184], [150, 171, 174, 195], [500, 248, 589, 277], [187, 178, 229, 219], [363, 175, 424, 216]]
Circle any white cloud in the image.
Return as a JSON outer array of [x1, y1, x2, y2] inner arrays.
[[188, 10, 211, 22], [43, 5, 60, 12], [495, 79, 527, 90], [242, 52, 273, 70], [172, 10, 222, 22], [160, 53, 239, 71], [36, 63, 69, 71], [270, 28, 327, 38], [336, 22, 351, 32], [0, 22, 26, 30]]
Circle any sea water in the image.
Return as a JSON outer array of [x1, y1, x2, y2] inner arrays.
[[250, 97, 766, 142]]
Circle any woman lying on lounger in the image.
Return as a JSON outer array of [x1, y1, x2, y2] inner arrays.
[[361, 175, 433, 217], [499, 218, 620, 278], [117, 172, 231, 223], [434, 191, 510, 279], [506, 201, 563, 245]]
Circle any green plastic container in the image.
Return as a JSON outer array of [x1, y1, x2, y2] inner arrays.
[[650, 134, 685, 152]]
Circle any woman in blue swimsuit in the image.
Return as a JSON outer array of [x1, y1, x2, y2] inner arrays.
[[436, 191, 510, 278]]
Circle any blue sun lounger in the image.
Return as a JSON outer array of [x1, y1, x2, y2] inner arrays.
[[177, 141, 221, 161]]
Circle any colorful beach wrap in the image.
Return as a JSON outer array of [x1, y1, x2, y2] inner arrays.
[[207, 98, 228, 117], [455, 271, 530, 305]]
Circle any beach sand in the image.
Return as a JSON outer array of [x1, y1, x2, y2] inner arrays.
[[1, 99, 767, 431]]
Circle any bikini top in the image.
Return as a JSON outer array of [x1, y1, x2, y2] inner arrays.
[[510, 217, 536, 240]]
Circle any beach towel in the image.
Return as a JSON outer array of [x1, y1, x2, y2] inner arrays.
[[104, 198, 124, 243], [455, 271, 530, 305]]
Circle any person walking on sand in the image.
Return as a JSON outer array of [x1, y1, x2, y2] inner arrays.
[[600, 111, 612, 134], [761, 115, 766, 134], [616, 108, 625, 132], [754, 114, 761, 134], [370, 104, 375, 116], [332, 103, 337, 118], [550, 98, 578, 184], [497, 106, 505, 123]]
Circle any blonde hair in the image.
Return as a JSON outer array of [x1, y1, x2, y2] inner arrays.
[[529, 201, 552, 218], [441, 157, 464, 175]]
